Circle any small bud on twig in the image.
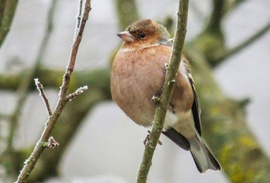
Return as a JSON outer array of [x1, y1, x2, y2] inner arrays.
[[46, 136, 59, 148], [66, 85, 88, 101]]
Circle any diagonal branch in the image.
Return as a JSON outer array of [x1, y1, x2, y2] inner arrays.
[[59, 0, 91, 100], [15, 1, 91, 182], [226, 0, 249, 14], [3, 1, 57, 176], [136, 0, 189, 182], [215, 21, 270, 62]]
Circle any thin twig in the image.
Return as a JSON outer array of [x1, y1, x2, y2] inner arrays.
[[5, 0, 57, 153], [59, 0, 91, 99], [76, 0, 83, 34], [15, 1, 91, 182], [34, 78, 52, 116], [136, 0, 189, 182], [66, 85, 88, 101]]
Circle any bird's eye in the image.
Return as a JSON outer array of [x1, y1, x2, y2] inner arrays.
[[139, 33, 146, 39]]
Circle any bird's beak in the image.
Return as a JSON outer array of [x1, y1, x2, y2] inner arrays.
[[117, 31, 135, 42]]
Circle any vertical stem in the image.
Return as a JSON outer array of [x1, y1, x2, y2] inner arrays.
[[115, 0, 139, 30], [136, 0, 189, 182]]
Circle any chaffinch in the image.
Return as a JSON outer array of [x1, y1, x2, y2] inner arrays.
[[110, 19, 221, 173]]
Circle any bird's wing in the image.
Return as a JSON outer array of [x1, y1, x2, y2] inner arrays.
[[187, 72, 202, 135]]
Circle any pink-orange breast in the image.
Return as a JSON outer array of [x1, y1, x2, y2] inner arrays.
[[111, 45, 193, 127]]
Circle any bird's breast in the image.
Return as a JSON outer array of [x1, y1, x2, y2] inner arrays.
[[111, 45, 193, 129], [111, 48, 167, 126]]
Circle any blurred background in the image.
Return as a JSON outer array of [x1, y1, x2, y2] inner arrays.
[[0, 0, 270, 182]]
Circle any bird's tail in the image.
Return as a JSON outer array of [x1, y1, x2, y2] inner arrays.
[[188, 133, 221, 173]]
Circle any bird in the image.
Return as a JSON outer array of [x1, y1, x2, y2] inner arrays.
[[110, 19, 221, 173]]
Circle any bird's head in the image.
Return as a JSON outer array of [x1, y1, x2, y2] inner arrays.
[[117, 19, 171, 49]]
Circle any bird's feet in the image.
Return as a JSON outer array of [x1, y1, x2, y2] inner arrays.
[[143, 130, 163, 148], [151, 94, 161, 105]]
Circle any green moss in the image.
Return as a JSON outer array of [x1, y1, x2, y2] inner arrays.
[[238, 136, 257, 149], [194, 31, 226, 67]]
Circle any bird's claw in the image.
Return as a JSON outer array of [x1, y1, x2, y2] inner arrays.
[[151, 95, 161, 105], [143, 130, 163, 148]]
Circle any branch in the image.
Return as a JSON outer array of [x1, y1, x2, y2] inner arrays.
[[0, 0, 19, 48], [2, 1, 57, 179], [185, 46, 270, 183], [205, 0, 226, 33], [76, 0, 83, 33], [116, 0, 139, 30], [225, 0, 249, 14], [15, 1, 91, 182], [0, 68, 109, 92], [137, 0, 189, 182], [193, 0, 227, 67], [59, 0, 91, 100], [66, 85, 88, 101], [34, 78, 52, 116], [215, 21, 270, 62], [0, 67, 111, 181]]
